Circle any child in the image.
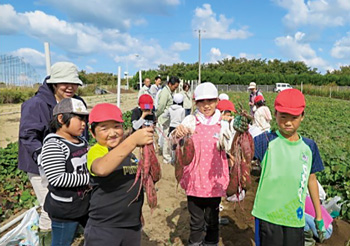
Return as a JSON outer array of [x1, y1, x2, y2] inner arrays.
[[84, 103, 153, 246], [252, 89, 325, 246], [249, 95, 272, 138], [39, 98, 90, 246], [162, 93, 186, 135], [131, 94, 157, 132], [216, 100, 246, 203], [174, 82, 229, 246]]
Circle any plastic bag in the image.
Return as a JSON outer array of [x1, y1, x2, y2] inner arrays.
[[0, 207, 39, 246], [324, 196, 343, 218]]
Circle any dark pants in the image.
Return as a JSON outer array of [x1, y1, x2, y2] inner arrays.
[[187, 196, 221, 245], [185, 109, 191, 116], [255, 218, 304, 246], [84, 222, 141, 246]]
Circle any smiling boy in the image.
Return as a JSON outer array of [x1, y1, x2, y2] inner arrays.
[[252, 89, 325, 246], [84, 103, 153, 246]]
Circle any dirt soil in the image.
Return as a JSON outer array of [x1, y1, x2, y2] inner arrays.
[[1, 91, 350, 245]]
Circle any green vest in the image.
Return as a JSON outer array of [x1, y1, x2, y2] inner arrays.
[[252, 131, 312, 227]]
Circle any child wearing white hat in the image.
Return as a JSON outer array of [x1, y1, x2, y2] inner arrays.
[[173, 82, 229, 246], [162, 93, 185, 136]]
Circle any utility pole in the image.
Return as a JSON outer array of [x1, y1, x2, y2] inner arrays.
[[198, 30, 201, 84], [196, 29, 205, 84]]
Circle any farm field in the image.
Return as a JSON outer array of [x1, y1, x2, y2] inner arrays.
[[1, 91, 350, 245]]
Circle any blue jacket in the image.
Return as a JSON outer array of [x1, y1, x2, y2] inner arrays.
[[18, 79, 88, 174]]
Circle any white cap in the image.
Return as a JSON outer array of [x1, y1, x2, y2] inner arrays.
[[47, 62, 83, 85], [218, 93, 229, 101], [173, 93, 184, 104], [248, 82, 256, 89], [194, 82, 218, 101]]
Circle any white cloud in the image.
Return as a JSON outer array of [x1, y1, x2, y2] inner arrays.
[[208, 47, 232, 63], [273, 0, 350, 29], [239, 53, 262, 60], [114, 43, 181, 70], [170, 42, 191, 51], [85, 65, 94, 73], [275, 32, 331, 72], [10, 48, 46, 67], [0, 4, 184, 71], [37, 0, 180, 31], [192, 4, 252, 40], [331, 32, 350, 59], [0, 4, 28, 34]]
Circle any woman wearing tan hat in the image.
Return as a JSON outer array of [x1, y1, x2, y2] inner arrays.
[[18, 62, 88, 245]]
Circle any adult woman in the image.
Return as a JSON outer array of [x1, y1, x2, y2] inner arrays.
[[181, 83, 192, 116], [18, 62, 88, 245]]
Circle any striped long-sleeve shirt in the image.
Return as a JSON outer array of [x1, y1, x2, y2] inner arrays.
[[40, 135, 89, 188]]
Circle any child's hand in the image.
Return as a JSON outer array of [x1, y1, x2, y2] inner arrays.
[[131, 127, 154, 146], [174, 125, 192, 138], [315, 219, 326, 242], [141, 110, 152, 118]]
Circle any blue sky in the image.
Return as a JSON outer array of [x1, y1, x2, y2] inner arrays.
[[1, 0, 350, 81]]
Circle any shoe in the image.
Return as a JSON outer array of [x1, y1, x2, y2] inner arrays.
[[38, 229, 52, 246], [226, 190, 245, 202]]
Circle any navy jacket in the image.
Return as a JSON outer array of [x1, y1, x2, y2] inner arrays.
[[18, 79, 88, 174]]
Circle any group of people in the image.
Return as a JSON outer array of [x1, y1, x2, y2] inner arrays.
[[18, 62, 330, 246]]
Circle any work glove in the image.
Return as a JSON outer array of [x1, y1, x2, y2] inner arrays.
[[315, 218, 326, 243]]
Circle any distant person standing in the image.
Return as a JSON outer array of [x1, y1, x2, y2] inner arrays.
[[149, 75, 162, 100], [18, 62, 88, 245], [181, 83, 192, 116], [248, 82, 263, 116], [156, 76, 180, 164], [138, 78, 151, 98]]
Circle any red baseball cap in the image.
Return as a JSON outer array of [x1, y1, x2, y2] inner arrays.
[[139, 94, 153, 110], [254, 95, 265, 104], [217, 100, 236, 113], [89, 103, 124, 124], [274, 89, 305, 115]]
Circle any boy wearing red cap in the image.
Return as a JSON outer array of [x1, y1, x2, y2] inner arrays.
[[252, 89, 325, 246], [131, 94, 157, 132], [84, 103, 153, 246]]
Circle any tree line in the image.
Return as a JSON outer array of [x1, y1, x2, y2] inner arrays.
[[78, 57, 350, 88]]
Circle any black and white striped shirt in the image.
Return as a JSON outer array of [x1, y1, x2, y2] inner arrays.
[[40, 134, 89, 188]]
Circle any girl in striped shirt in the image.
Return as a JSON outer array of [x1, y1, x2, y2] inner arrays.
[[40, 98, 90, 246]]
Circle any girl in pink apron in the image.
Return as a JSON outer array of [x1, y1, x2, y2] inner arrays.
[[174, 82, 229, 246]]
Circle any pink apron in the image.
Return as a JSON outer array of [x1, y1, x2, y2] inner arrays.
[[180, 121, 229, 197]]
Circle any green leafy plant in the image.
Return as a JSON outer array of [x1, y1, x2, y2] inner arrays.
[[0, 142, 37, 223]]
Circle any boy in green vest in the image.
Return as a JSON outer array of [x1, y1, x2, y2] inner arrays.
[[252, 89, 326, 246]]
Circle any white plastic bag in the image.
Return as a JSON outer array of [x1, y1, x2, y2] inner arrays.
[[0, 207, 39, 246]]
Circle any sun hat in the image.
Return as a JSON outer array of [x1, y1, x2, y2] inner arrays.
[[138, 94, 154, 110], [248, 82, 256, 90], [194, 82, 218, 101], [173, 93, 184, 104], [89, 103, 124, 124], [274, 88, 305, 115], [46, 62, 83, 85], [218, 93, 229, 101], [254, 95, 265, 104], [217, 100, 236, 112], [53, 98, 88, 116]]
